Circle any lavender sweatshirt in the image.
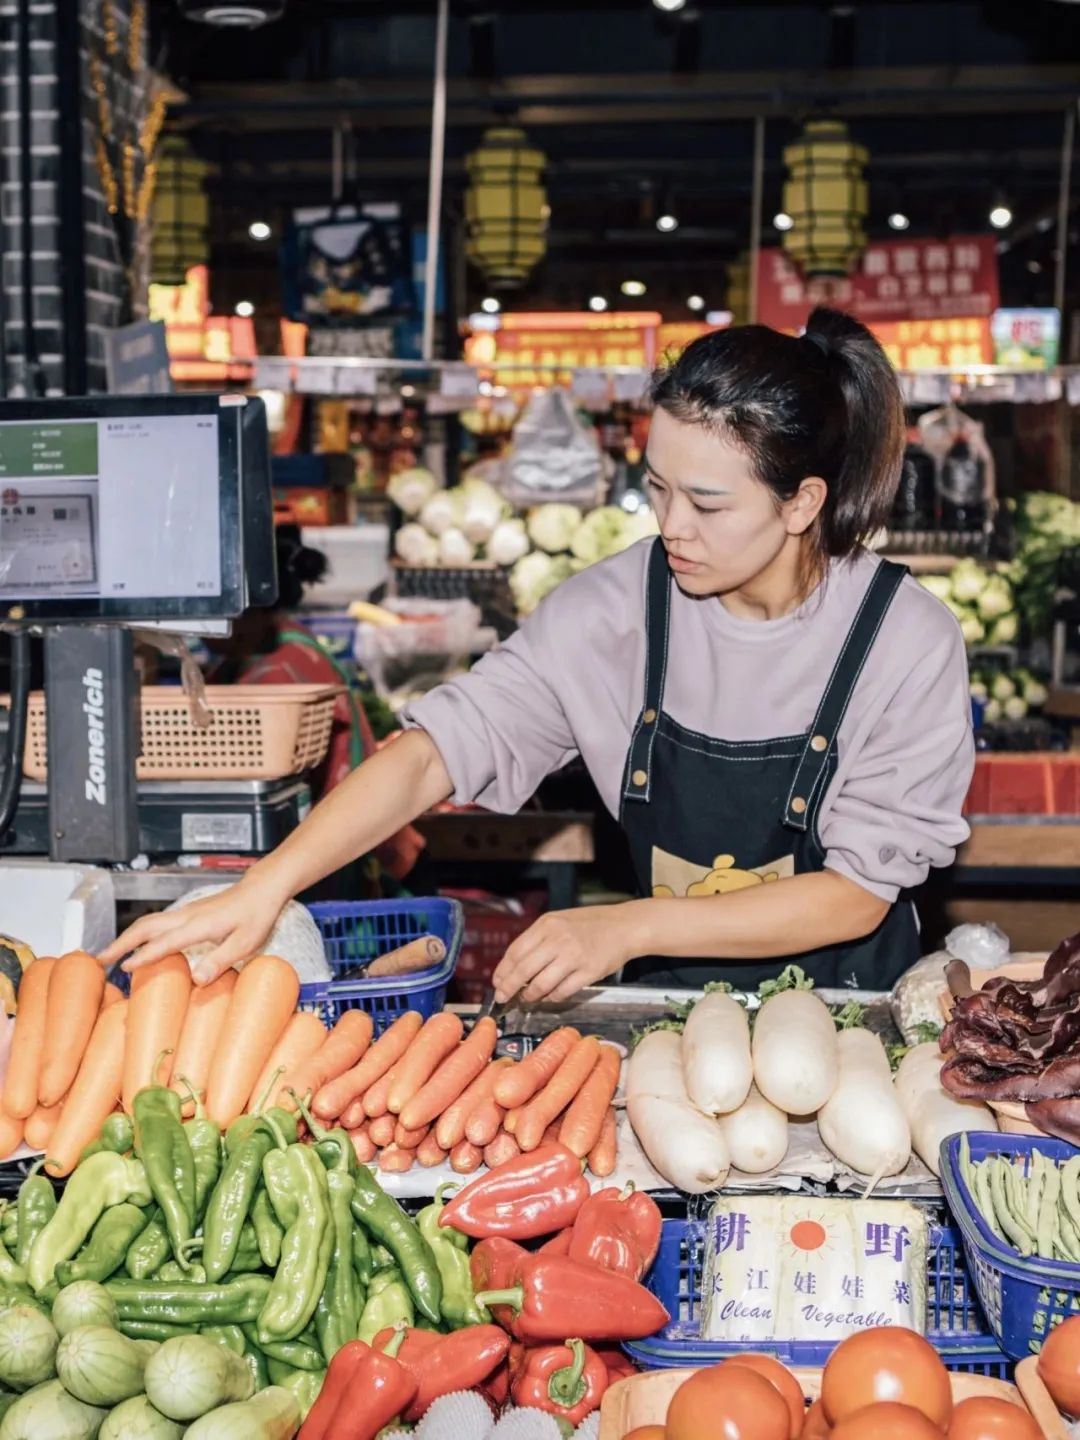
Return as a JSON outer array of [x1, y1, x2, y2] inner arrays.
[[404, 542, 974, 902]]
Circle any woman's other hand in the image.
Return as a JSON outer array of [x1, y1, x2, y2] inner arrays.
[[492, 903, 641, 1005]]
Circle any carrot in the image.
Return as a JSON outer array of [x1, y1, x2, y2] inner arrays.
[[349, 1126, 376, 1165], [417, 1132, 448, 1168], [504, 1106, 521, 1135], [516, 1036, 601, 1152], [368, 1114, 396, 1149], [248, 1011, 326, 1116], [39, 952, 106, 1108], [25, 1099, 63, 1151], [493, 1028, 580, 1109], [280, 1011, 373, 1112], [378, 1144, 417, 1173], [3, 957, 55, 1119], [558, 1044, 622, 1158], [484, 1132, 521, 1169], [45, 1000, 128, 1177], [312, 1011, 424, 1120], [394, 1119, 430, 1150], [365, 936, 446, 977], [434, 1058, 513, 1153], [542, 1119, 564, 1145], [341, 1097, 367, 1131], [450, 1138, 483, 1174], [398, 1017, 498, 1132], [102, 982, 124, 1009], [588, 1105, 618, 1178], [205, 955, 299, 1129], [120, 953, 192, 1114], [0, 1110, 23, 1161], [362, 1069, 394, 1120], [387, 1013, 464, 1116], [465, 1099, 504, 1148], [170, 970, 238, 1115]]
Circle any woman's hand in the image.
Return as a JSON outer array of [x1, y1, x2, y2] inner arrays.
[[98, 870, 289, 985], [492, 903, 642, 1005]]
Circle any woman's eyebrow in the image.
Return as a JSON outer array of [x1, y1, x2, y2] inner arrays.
[[645, 457, 730, 498]]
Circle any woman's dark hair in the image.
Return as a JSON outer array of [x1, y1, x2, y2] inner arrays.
[[649, 306, 905, 561], [274, 522, 328, 609]]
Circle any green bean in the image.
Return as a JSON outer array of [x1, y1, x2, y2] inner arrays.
[[1003, 1161, 1036, 1240], [1027, 1151, 1046, 1234], [1038, 1161, 1061, 1259], [989, 1160, 1034, 1255], [972, 1160, 1004, 1241]]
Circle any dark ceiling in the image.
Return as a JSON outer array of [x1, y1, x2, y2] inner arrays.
[[149, 0, 1080, 319]]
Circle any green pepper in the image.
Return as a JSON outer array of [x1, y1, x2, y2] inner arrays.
[[358, 1265, 414, 1344], [125, 1208, 170, 1280], [105, 1273, 273, 1326], [0, 1235, 25, 1291], [418, 1183, 488, 1329], [79, 1112, 134, 1164], [132, 1081, 197, 1270], [268, 1364, 325, 1422], [370, 1243, 395, 1272], [28, 1152, 151, 1294], [203, 1112, 298, 1283], [155, 1260, 208, 1284], [255, 1116, 332, 1345], [251, 1190, 283, 1269], [291, 1092, 356, 1178], [312, 1144, 362, 1362], [174, 1077, 222, 1224], [241, 1322, 325, 1372], [0, 1208, 17, 1251], [0, 1284, 48, 1318], [203, 1322, 269, 1392], [228, 1223, 264, 1275], [118, 1319, 197, 1343], [262, 1148, 299, 1230], [350, 1164, 442, 1326], [352, 1225, 372, 1288], [55, 1203, 149, 1287], [15, 1161, 56, 1269]]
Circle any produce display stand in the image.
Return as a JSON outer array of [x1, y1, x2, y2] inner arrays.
[[957, 816, 1080, 885], [414, 809, 595, 912]]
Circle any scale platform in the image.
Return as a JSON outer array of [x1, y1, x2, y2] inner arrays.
[[1, 778, 311, 860]]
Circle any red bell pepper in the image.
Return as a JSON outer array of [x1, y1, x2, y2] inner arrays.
[[470, 1236, 531, 1295], [299, 1340, 369, 1440], [481, 1360, 511, 1409], [439, 1143, 590, 1240], [538, 1228, 573, 1256], [299, 1330, 417, 1440], [596, 1346, 638, 1383], [567, 1182, 662, 1280], [473, 1250, 669, 1343], [372, 1323, 511, 1423], [510, 1338, 609, 1426]]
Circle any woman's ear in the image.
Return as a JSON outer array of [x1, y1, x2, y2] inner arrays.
[[784, 475, 828, 536]]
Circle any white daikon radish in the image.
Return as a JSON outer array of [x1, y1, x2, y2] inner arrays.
[[817, 1028, 911, 1177], [681, 991, 753, 1115], [894, 1041, 997, 1176], [626, 1031, 730, 1193], [720, 1083, 789, 1174], [752, 989, 839, 1114]]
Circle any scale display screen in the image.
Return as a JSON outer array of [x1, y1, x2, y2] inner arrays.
[[0, 395, 274, 621]]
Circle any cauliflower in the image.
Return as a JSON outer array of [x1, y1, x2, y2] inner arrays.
[[387, 466, 438, 517], [527, 503, 583, 555], [983, 697, 1003, 724], [918, 574, 954, 602], [437, 527, 476, 566], [991, 673, 1017, 702], [969, 680, 989, 702], [1023, 677, 1048, 708], [976, 575, 1014, 621], [457, 476, 507, 546], [1003, 695, 1028, 721], [570, 507, 627, 565], [420, 491, 459, 537], [949, 558, 990, 605], [487, 518, 530, 567], [959, 614, 986, 646], [394, 522, 438, 566], [510, 551, 573, 614], [987, 614, 1019, 646], [622, 507, 660, 545]]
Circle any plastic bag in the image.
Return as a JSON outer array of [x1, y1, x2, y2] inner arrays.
[[944, 922, 1010, 969], [891, 922, 1012, 1044], [166, 883, 332, 986], [501, 388, 603, 509]]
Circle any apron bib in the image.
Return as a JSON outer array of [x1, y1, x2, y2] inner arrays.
[[619, 539, 919, 990]]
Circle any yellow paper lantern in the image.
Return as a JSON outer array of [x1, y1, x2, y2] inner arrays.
[[725, 254, 750, 325], [782, 119, 868, 278], [465, 126, 547, 289], [151, 136, 210, 285]]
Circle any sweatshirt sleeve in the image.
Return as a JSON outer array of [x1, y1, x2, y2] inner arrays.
[[820, 621, 974, 903]]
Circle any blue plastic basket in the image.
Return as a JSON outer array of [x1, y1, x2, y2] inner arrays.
[[941, 1130, 1080, 1360], [301, 897, 463, 1033], [623, 1216, 1009, 1376]]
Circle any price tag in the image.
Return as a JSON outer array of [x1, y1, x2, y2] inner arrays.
[[910, 374, 950, 406], [335, 367, 378, 396], [440, 364, 481, 401], [1013, 373, 1052, 404], [612, 369, 649, 404], [572, 368, 611, 409], [295, 362, 336, 395], [253, 357, 293, 391]]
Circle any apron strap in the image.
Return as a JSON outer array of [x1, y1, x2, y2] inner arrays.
[[783, 559, 908, 833], [622, 537, 672, 806]]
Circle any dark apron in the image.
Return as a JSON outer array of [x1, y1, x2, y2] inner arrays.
[[619, 539, 920, 991]]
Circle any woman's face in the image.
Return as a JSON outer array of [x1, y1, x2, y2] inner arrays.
[[644, 409, 818, 597]]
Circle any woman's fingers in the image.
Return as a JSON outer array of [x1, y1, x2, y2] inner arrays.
[[190, 927, 266, 985], [99, 911, 173, 965], [520, 956, 577, 1004]]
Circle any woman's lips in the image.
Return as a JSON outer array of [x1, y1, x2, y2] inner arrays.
[[667, 551, 703, 574]]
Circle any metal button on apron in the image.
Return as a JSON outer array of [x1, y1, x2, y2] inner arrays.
[[632, 769, 648, 787], [643, 709, 657, 724], [790, 796, 807, 814], [811, 734, 828, 752]]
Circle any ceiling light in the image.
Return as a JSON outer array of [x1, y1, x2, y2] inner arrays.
[[652, 0, 686, 10], [687, 295, 705, 312], [177, 0, 285, 25], [248, 220, 272, 242], [234, 300, 255, 318], [773, 212, 794, 232], [888, 212, 910, 231], [656, 213, 679, 233], [1027, 260, 1043, 274], [588, 295, 608, 313], [480, 297, 501, 314], [990, 204, 1013, 230], [621, 280, 647, 297]]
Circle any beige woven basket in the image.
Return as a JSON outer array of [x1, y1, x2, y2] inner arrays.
[[20, 684, 341, 782]]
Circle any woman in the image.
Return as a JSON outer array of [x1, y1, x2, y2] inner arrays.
[[103, 308, 974, 1002]]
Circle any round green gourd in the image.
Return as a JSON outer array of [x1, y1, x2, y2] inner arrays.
[[99, 1395, 184, 1440], [0, 1378, 107, 1440], [56, 1325, 146, 1407], [52, 1283, 118, 1339], [145, 1335, 254, 1422], [0, 1308, 59, 1390], [182, 1387, 301, 1440]]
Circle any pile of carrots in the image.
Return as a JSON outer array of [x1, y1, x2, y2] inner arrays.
[[307, 1014, 622, 1177]]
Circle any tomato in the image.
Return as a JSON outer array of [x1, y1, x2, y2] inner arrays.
[[801, 1399, 832, 1439], [947, 1396, 1042, 1440], [821, 1328, 952, 1429], [666, 1363, 791, 1440], [723, 1355, 806, 1439], [830, 1402, 944, 1440], [1037, 1314, 1080, 1418]]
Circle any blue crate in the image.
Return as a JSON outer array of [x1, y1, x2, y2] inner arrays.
[[300, 898, 462, 1033], [623, 1216, 1009, 1376], [941, 1130, 1080, 1360]]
